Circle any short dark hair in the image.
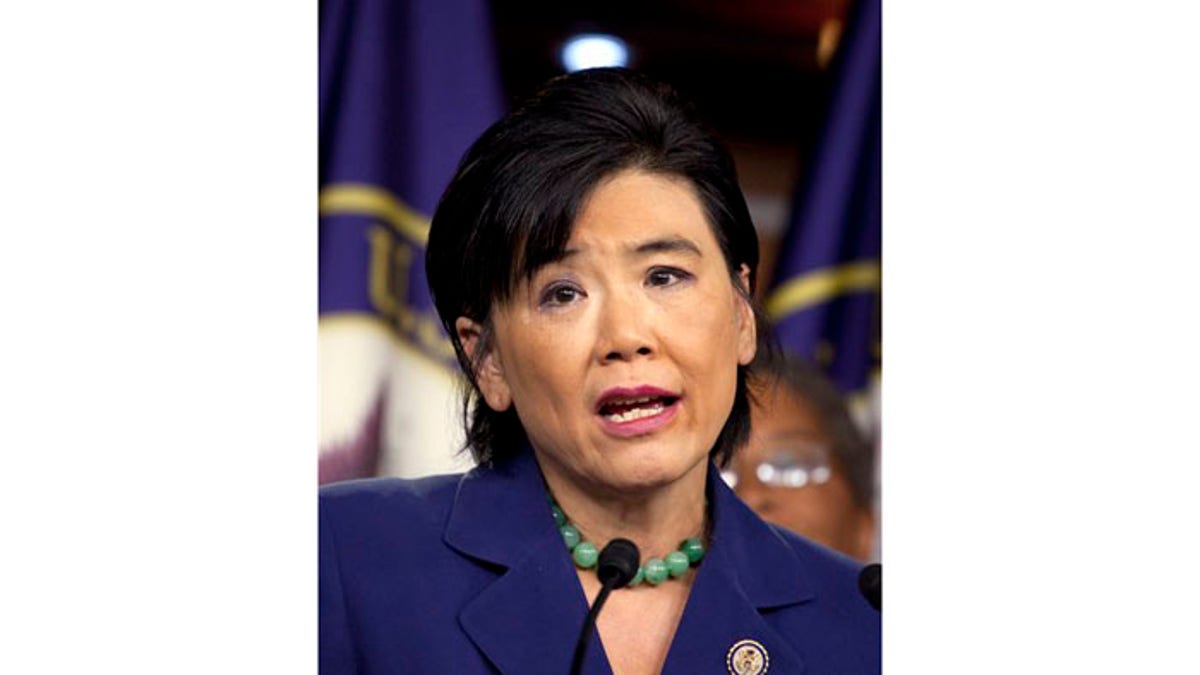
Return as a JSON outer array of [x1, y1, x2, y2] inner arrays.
[[425, 67, 773, 468], [755, 351, 877, 510]]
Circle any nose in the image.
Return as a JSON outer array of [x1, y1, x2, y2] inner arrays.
[[595, 292, 656, 363]]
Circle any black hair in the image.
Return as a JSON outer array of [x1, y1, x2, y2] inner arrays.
[[425, 67, 773, 468], [753, 351, 877, 510]]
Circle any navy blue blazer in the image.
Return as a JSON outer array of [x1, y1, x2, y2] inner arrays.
[[320, 451, 880, 674]]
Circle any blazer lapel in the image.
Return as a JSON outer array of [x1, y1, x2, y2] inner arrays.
[[662, 467, 815, 674], [444, 455, 817, 674], [445, 452, 609, 674]]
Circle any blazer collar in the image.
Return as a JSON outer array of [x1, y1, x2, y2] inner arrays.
[[660, 464, 815, 673], [445, 450, 597, 673], [444, 449, 555, 568], [443, 450, 816, 674], [704, 461, 815, 609]]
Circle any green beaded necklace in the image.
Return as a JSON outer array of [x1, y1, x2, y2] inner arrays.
[[550, 499, 706, 587]]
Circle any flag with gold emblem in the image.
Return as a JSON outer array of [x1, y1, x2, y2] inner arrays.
[[318, 0, 504, 483]]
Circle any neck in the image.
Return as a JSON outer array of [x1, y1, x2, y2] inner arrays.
[[536, 456, 709, 558]]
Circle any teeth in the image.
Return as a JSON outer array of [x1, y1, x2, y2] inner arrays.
[[606, 403, 665, 423]]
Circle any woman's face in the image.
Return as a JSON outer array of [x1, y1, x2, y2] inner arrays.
[[731, 386, 875, 560], [459, 169, 756, 497]]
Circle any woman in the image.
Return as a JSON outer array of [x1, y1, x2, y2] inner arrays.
[[320, 68, 879, 674], [729, 352, 877, 561]]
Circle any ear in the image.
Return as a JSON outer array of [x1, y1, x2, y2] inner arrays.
[[455, 316, 512, 411], [734, 264, 757, 366]]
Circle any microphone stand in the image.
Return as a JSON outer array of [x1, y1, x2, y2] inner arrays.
[[569, 538, 640, 675]]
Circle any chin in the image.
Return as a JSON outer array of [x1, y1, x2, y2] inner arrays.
[[595, 446, 708, 494]]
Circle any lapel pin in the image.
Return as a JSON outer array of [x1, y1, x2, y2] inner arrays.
[[726, 638, 769, 675]]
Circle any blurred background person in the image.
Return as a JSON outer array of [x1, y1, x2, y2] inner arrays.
[[724, 352, 877, 561]]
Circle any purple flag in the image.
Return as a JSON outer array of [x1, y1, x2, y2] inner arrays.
[[766, 0, 881, 397], [318, 0, 504, 482]]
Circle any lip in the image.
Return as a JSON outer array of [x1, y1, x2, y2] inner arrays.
[[594, 385, 682, 438]]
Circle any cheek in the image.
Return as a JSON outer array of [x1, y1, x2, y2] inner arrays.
[[502, 322, 588, 414], [668, 283, 741, 343], [508, 346, 557, 402], [671, 302, 742, 381], [796, 484, 860, 531]]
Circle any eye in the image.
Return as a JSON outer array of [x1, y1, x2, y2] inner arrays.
[[539, 282, 584, 307], [646, 266, 691, 288]]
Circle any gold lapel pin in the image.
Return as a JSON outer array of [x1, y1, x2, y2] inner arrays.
[[726, 638, 769, 675]]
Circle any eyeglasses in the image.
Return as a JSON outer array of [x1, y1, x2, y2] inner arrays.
[[721, 436, 833, 489]]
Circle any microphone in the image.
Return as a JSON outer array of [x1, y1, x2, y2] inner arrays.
[[858, 563, 881, 611], [596, 538, 640, 588], [570, 538, 640, 675]]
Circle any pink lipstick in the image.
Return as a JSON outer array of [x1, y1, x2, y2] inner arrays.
[[594, 385, 681, 437]]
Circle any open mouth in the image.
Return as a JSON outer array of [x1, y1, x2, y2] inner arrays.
[[596, 391, 681, 424]]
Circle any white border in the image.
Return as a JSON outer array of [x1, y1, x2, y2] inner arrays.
[[2, 3, 314, 671], [886, 1, 1200, 671]]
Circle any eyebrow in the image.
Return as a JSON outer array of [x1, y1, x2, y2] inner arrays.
[[558, 236, 703, 261], [631, 236, 703, 258]]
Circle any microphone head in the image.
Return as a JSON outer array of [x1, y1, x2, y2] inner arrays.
[[858, 563, 881, 611], [597, 538, 641, 589]]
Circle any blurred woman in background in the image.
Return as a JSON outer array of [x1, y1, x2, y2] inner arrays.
[[727, 352, 877, 561]]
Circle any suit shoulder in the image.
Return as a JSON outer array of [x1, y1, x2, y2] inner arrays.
[[772, 525, 875, 608], [774, 525, 864, 577], [319, 473, 463, 531]]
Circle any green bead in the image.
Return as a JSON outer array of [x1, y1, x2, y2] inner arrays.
[[665, 551, 690, 578], [573, 541, 599, 568], [644, 558, 669, 585], [561, 524, 581, 550], [630, 566, 644, 587], [679, 537, 705, 564], [551, 504, 566, 527]]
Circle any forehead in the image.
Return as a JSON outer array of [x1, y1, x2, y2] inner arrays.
[[564, 170, 720, 253], [750, 386, 828, 443]]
